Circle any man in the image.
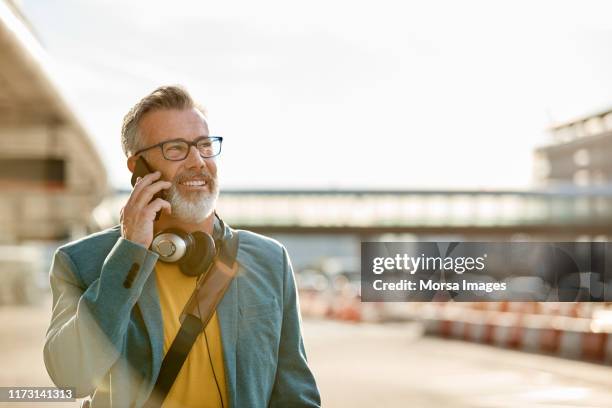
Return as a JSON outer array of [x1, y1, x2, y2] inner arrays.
[[43, 86, 321, 408]]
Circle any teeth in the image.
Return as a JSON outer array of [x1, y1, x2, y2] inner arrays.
[[181, 180, 206, 186]]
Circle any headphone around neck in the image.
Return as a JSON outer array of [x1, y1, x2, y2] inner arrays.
[[150, 212, 226, 277]]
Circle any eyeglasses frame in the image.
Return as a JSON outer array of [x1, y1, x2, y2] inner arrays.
[[133, 136, 223, 161]]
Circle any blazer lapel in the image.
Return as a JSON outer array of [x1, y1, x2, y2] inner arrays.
[[217, 275, 238, 407]]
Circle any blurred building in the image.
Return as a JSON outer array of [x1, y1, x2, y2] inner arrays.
[[0, 0, 107, 244], [534, 108, 612, 187]]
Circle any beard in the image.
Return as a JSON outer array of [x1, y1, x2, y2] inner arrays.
[[164, 170, 219, 224]]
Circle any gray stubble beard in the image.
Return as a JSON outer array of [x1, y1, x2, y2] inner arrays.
[[165, 178, 219, 224]]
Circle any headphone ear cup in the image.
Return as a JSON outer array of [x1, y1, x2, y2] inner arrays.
[[152, 228, 191, 263], [178, 232, 216, 277]]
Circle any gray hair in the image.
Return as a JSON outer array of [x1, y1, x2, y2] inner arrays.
[[121, 85, 207, 156]]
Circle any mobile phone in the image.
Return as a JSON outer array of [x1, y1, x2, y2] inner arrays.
[[131, 156, 164, 221]]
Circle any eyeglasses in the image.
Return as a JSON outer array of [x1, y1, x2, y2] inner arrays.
[[133, 136, 223, 161]]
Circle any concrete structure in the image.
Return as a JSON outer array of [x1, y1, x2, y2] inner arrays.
[[534, 107, 612, 188], [0, 1, 107, 243]]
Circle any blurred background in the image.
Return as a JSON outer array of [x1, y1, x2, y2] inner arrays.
[[3, 0, 612, 406]]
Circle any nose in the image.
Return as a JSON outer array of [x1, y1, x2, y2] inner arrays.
[[183, 145, 207, 170]]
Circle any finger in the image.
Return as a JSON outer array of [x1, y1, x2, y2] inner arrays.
[[132, 171, 161, 194], [134, 180, 173, 209], [130, 169, 163, 203], [128, 171, 160, 208], [146, 198, 172, 218]]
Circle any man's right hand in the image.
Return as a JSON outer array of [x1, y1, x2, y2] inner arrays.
[[120, 171, 172, 248]]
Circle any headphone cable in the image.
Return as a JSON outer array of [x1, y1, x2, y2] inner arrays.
[[204, 330, 225, 408]]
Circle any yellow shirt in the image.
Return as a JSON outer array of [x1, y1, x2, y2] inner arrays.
[[155, 261, 229, 408]]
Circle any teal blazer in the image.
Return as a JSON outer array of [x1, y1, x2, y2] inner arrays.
[[43, 223, 321, 407]]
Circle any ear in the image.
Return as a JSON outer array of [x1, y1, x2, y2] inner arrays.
[[127, 156, 137, 173]]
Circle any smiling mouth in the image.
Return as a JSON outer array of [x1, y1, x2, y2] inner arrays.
[[179, 179, 207, 187]]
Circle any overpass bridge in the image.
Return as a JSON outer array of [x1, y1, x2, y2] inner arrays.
[[98, 187, 612, 239]]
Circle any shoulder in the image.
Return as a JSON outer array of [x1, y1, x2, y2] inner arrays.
[[57, 225, 121, 264], [235, 229, 288, 271], [236, 229, 285, 253], [56, 225, 121, 286]]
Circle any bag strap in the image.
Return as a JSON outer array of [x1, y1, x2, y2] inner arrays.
[[143, 227, 240, 408]]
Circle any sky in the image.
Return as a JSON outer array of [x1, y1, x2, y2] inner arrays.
[[17, 0, 612, 191]]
